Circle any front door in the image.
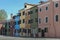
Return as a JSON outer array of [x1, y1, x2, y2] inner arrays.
[[41, 30, 45, 37]]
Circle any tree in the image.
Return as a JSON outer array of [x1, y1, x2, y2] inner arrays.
[[0, 9, 7, 21]]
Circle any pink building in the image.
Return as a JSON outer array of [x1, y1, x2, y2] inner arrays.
[[38, 0, 60, 38]]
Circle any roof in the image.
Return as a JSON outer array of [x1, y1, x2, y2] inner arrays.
[[18, 3, 38, 12], [24, 3, 37, 6], [24, 5, 37, 11], [19, 8, 25, 11], [19, 1, 50, 12]]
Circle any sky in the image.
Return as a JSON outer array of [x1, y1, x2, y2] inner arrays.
[[0, 0, 48, 20]]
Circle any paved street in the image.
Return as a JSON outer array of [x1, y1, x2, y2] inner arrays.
[[0, 36, 60, 40]]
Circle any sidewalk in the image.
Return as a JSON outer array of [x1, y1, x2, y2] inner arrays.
[[0, 36, 60, 40]]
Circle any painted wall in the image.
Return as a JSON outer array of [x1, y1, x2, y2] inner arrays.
[[29, 6, 38, 37], [14, 15, 20, 36], [20, 10, 25, 29], [20, 4, 35, 29], [38, 0, 60, 38], [25, 10, 31, 29]]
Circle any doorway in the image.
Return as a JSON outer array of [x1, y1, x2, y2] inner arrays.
[[41, 30, 45, 37]]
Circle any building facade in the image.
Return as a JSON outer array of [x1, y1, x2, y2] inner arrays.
[[13, 14, 20, 37], [25, 4, 37, 37], [28, 6, 38, 37], [19, 3, 36, 36], [1, 0, 59, 38], [38, 0, 60, 38], [19, 9, 26, 36]]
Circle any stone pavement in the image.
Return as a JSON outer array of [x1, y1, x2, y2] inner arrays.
[[0, 36, 60, 40]]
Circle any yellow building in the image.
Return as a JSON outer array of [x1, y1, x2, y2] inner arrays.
[[19, 3, 36, 36], [20, 9, 25, 29]]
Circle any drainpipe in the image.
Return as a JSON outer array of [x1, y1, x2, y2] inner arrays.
[[52, 1, 56, 37]]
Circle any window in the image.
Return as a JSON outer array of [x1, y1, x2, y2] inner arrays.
[[38, 28, 41, 32], [46, 7, 48, 10], [13, 16, 16, 19], [39, 18, 41, 24], [55, 3, 58, 7], [44, 28, 48, 32], [55, 15, 58, 22], [28, 20, 30, 24], [25, 5, 27, 8], [35, 9, 38, 12], [30, 11, 33, 14], [35, 18, 38, 22], [28, 11, 30, 15], [28, 19, 33, 23], [30, 19, 33, 23], [19, 29, 21, 32], [45, 17, 48, 23], [23, 29, 27, 33], [40, 8, 42, 12], [23, 19, 25, 23], [23, 11, 25, 15], [28, 29, 31, 33], [18, 20, 21, 24], [24, 29, 27, 33], [18, 13, 21, 16]]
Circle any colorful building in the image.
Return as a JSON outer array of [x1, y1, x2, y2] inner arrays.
[[13, 14, 20, 37], [25, 4, 37, 37], [28, 6, 38, 37], [7, 14, 15, 36], [19, 3, 36, 36], [1, 0, 60, 38], [19, 9, 25, 36], [38, 0, 60, 38]]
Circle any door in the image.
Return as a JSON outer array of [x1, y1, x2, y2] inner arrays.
[[41, 30, 45, 37]]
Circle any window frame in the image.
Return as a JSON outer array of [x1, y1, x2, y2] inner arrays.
[[55, 3, 58, 8], [55, 15, 58, 22], [45, 17, 48, 23], [25, 5, 27, 8], [44, 28, 48, 32], [40, 8, 42, 12], [23, 19, 25, 23], [39, 18, 41, 24], [23, 11, 25, 15], [46, 6, 48, 10], [35, 9, 38, 13], [38, 28, 41, 32], [18, 20, 21, 24]]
